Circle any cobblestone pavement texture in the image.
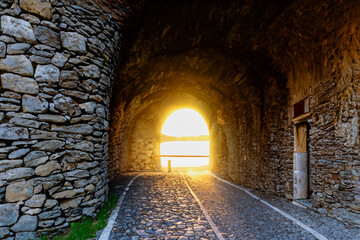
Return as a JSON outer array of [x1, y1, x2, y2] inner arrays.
[[107, 170, 360, 240], [183, 170, 360, 240], [109, 172, 218, 240]]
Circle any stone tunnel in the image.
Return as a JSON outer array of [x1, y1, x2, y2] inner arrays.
[[0, 0, 360, 238]]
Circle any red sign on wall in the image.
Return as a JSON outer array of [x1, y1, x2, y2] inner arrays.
[[293, 97, 310, 118]]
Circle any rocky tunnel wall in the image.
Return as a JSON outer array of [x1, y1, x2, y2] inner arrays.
[[109, 0, 360, 227], [262, 1, 360, 224], [0, 0, 124, 238]]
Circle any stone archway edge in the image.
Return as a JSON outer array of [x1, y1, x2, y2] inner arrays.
[[99, 174, 140, 240]]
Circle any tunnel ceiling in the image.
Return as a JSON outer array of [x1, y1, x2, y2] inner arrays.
[[109, 0, 360, 116]]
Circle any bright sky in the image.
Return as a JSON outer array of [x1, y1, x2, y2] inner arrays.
[[161, 109, 209, 137], [161, 109, 210, 167]]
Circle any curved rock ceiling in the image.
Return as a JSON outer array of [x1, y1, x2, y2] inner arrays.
[[111, 0, 360, 106]]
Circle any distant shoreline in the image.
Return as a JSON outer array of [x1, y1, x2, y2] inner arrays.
[[161, 134, 209, 142]]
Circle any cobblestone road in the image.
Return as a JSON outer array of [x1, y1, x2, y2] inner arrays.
[[108, 172, 217, 240], [106, 170, 360, 240]]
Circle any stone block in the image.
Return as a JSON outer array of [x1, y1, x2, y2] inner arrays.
[[79, 102, 96, 114], [85, 184, 95, 193], [25, 194, 46, 208], [35, 161, 61, 176], [1, 168, 34, 181], [51, 124, 94, 134], [77, 161, 98, 170], [59, 197, 82, 210], [56, 150, 90, 163], [38, 114, 67, 123], [0, 16, 37, 44], [8, 148, 30, 159], [44, 199, 58, 208], [59, 70, 79, 89], [60, 90, 89, 101], [34, 64, 60, 83], [5, 181, 33, 202], [19, 0, 53, 19], [1, 73, 38, 94], [0, 203, 19, 226], [25, 208, 42, 216], [0, 124, 29, 140], [51, 52, 68, 68], [20, 13, 41, 24], [39, 220, 54, 228], [51, 190, 75, 199], [52, 93, 81, 116], [9, 117, 41, 128], [7, 43, 31, 54], [22, 95, 49, 113], [74, 179, 89, 188], [32, 140, 65, 152], [11, 215, 38, 232], [34, 26, 60, 48], [24, 151, 48, 167], [60, 32, 87, 54], [29, 55, 51, 64], [30, 129, 58, 140], [32, 49, 54, 58], [82, 206, 96, 216], [38, 209, 61, 220], [75, 141, 94, 152], [64, 169, 90, 180], [80, 64, 101, 78], [2, 51, 32, 73]]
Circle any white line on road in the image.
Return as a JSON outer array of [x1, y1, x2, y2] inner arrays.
[[99, 174, 140, 240], [180, 171, 225, 240], [204, 170, 328, 240]]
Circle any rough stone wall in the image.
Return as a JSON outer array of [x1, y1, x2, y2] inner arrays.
[[307, 64, 360, 225], [127, 106, 160, 171], [0, 0, 123, 238], [263, 67, 360, 225], [261, 2, 360, 225]]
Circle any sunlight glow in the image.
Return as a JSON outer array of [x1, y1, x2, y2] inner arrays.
[[161, 109, 209, 167], [161, 109, 209, 137]]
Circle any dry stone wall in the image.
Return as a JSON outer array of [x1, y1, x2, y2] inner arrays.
[[0, 0, 122, 238], [127, 109, 160, 172], [307, 67, 360, 225]]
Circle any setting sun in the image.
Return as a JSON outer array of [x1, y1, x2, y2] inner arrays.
[[161, 109, 210, 167]]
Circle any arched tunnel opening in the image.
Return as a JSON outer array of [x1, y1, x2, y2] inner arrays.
[[109, 0, 294, 193], [160, 108, 210, 168], [107, 0, 360, 216]]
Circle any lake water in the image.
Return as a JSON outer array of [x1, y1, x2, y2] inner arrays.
[[160, 141, 209, 167]]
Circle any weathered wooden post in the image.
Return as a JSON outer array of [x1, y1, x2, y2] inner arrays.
[[168, 160, 171, 172]]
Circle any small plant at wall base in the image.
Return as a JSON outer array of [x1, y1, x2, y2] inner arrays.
[[41, 193, 119, 240]]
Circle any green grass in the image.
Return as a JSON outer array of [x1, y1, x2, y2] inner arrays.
[[41, 193, 119, 240]]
